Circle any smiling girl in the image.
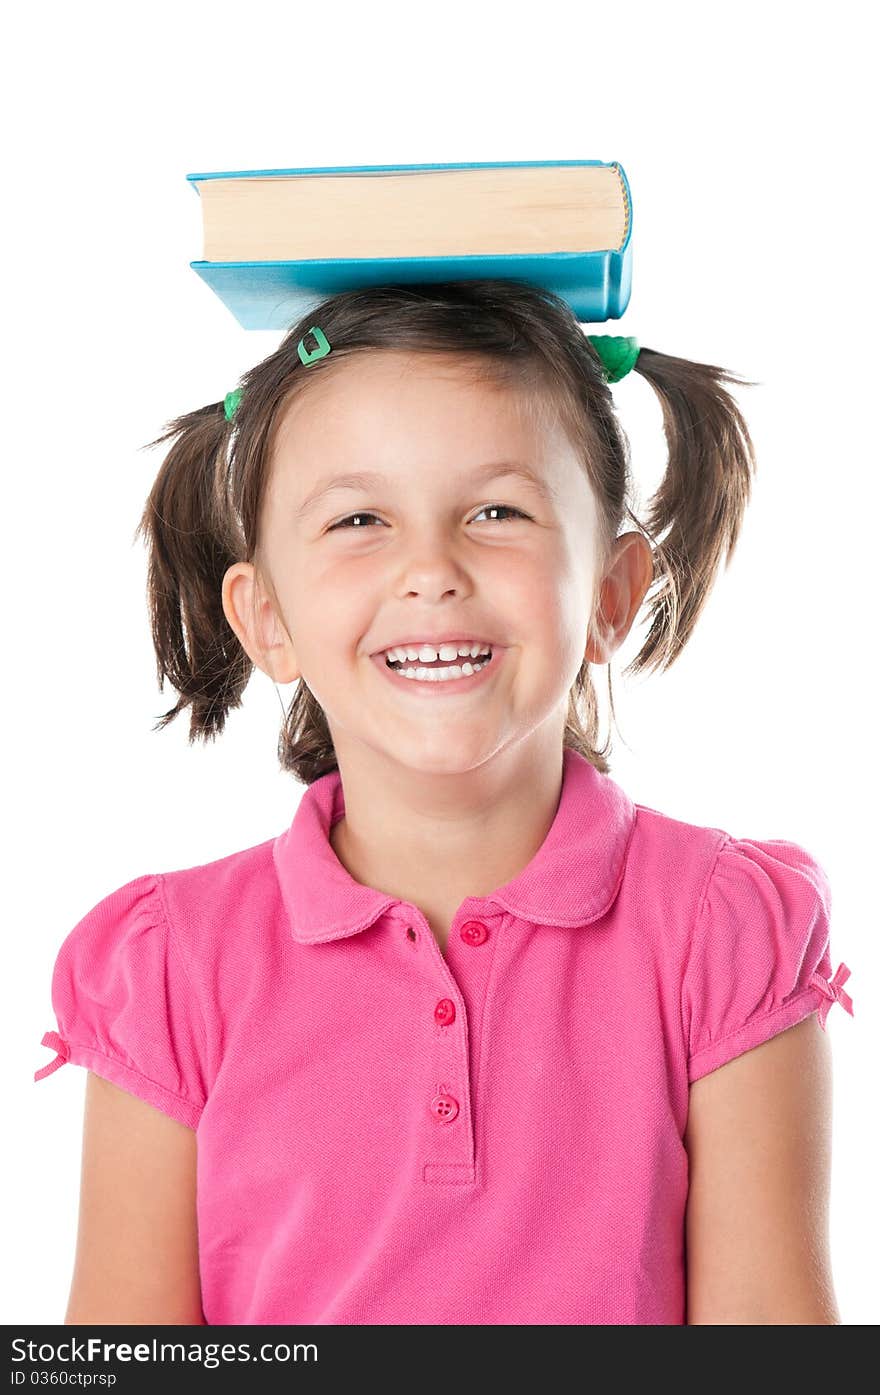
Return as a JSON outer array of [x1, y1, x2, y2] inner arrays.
[[35, 280, 853, 1325]]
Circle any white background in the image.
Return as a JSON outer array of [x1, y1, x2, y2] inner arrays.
[[5, 0, 876, 1326]]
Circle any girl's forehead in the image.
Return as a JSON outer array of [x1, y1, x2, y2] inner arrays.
[[292, 347, 525, 405], [275, 422, 569, 511], [277, 351, 551, 444]]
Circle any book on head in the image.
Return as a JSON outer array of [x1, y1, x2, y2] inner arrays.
[[187, 158, 633, 330]]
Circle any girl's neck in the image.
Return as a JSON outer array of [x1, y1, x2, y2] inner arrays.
[[327, 732, 567, 914]]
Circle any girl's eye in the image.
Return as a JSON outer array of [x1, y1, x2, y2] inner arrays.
[[327, 512, 384, 530], [327, 504, 530, 531], [471, 504, 530, 523]]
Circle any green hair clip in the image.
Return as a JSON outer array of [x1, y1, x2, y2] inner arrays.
[[224, 325, 333, 422], [297, 325, 332, 364], [586, 334, 640, 383]]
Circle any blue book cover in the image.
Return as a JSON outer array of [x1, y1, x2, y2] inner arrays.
[[187, 159, 633, 330]]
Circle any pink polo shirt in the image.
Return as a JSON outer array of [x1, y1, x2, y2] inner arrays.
[[34, 747, 854, 1325]]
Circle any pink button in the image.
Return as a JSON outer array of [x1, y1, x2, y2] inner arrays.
[[435, 998, 456, 1026], [460, 920, 489, 946], [430, 1092, 459, 1122]]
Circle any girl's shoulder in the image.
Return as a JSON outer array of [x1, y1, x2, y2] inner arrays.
[[630, 799, 830, 919], [626, 800, 850, 1082], [34, 834, 284, 1129], [158, 833, 282, 955]]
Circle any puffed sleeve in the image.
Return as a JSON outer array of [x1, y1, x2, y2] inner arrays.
[[683, 836, 854, 1084], [33, 874, 207, 1129]]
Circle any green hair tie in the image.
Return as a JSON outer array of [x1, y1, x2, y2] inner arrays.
[[223, 387, 243, 422], [586, 334, 640, 383], [223, 326, 333, 422]]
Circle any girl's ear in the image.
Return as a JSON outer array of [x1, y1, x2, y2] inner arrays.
[[221, 562, 301, 683], [584, 532, 654, 664]]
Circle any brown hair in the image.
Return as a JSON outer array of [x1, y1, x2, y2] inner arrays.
[[135, 279, 757, 785]]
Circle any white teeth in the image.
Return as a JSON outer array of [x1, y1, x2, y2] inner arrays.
[[383, 642, 492, 664], [393, 658, 491, 682]]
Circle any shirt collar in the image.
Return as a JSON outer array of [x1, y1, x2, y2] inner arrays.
[[273, 746, 636, 944]]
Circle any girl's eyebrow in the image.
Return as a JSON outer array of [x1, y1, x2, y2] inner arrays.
[[295, 462, 558, 517]]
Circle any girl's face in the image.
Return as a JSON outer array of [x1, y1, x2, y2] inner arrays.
[[240, 350, 605, 777]]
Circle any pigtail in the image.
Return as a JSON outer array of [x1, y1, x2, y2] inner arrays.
[[625, 347, 759, 673], [133, 402, 252, 743]]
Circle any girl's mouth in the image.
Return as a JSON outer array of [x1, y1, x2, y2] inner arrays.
[[370, 646, 506, 697]]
